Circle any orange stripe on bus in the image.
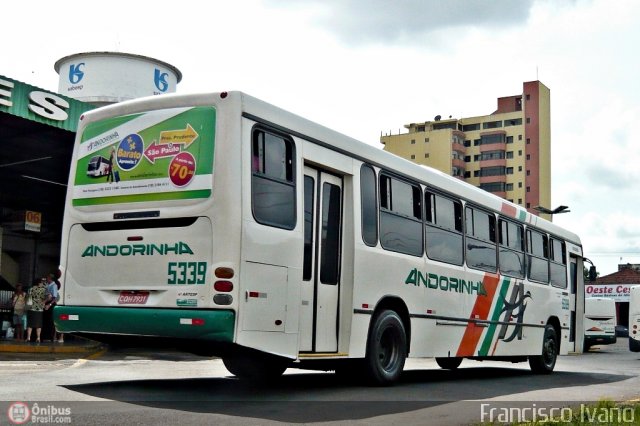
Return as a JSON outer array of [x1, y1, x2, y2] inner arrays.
[[456, 273, 501, 357]]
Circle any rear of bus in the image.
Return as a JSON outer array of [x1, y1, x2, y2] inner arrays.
[[55, 93, 242, 354], [629, 286, 640, 352], [583, 297, 617, 351]]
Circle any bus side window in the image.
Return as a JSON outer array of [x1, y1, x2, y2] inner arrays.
[[465, 206, 497, 272], [251, 128, 296, 230], [424, 191, 463, 265], [549, 238, 567, 288], [360, 164, 378, 246], [498, 218, 526, 278], [527, 229, 549, 284], [379, 174, 423, 257]]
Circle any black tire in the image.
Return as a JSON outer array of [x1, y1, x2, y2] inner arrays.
[[364, 310, 407, 386], [583, 342, 591, 352], [436, 357, 462, 370], [529, 324, 558, 374], [223, 353, 288, 381]]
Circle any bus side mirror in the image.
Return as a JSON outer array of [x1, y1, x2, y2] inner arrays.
[[588, 265, 597, 282]]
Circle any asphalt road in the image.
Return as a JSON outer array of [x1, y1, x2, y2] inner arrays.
[[0, 339, 638, 425]]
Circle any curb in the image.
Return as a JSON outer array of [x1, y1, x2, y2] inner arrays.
[[0, 342, 103, 354]]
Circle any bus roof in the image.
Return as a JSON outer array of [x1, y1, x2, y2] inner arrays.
[[79, 90, 582, 247]]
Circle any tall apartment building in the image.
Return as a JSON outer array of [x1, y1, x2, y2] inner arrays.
[[381, 80, 550, 218]]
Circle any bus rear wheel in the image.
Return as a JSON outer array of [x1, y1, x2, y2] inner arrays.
[[529, 324, 558, 374], [436, 357, 462, 370], [223, 353, 288, 381], [364, 310, 407, 386]]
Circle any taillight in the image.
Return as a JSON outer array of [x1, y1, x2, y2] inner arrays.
[[214, 281, 233, 292]]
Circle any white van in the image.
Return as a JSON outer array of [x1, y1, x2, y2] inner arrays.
[[584, 297, 617, 351]]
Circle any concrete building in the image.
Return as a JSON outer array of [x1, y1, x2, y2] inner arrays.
[[381, 81, 550, 218]]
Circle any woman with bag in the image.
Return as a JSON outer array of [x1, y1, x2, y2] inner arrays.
[[26, 277, 47, 343], [11, 283, 27, 341]]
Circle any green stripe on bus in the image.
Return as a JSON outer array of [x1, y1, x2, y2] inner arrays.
[[477, 277, 512, 356], [72, 189, 211, 206], [54, 306, 235, 342]]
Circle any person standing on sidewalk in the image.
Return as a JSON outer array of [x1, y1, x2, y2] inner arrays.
[[26, 278, 47, 343], [11, 283, 27, 341], [43, 273, 59, 341]]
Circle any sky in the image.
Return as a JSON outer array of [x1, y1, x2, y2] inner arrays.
[[2, 0, 639, 275]]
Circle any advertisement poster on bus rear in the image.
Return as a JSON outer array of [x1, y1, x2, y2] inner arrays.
[[72, 106, 215, 206]]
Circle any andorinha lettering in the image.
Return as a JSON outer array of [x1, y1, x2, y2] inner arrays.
[[405, 268, 487, 296], [82, 242, 194, 257]]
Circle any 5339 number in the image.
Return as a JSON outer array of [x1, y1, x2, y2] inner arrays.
[[167, 261, 207, 285]]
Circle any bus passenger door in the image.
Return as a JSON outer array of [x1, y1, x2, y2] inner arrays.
[[301, 166, 342, 353]]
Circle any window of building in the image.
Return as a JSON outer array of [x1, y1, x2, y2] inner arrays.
[[465, 207, 497, 272], [526, 187, 530, 192], [425, 191, 463, 265], [417, 126, 425, 132], [464, 140, 471, 147], [504, 118, 523, 127], [479, 166, 506, 177], [462, 123, 481, 131], [518, 198, 522, 204], [526, 170, 531, 176], [506, 136, 514, 144], [526, 117, 531, 124], [498, 219, 525, 278], [251, 127, 296, 229], [379, 174, 423, 256], [411, 154, 415, 159], [506, 183, 514, 191], [506, 167, 514, 175], [518, 150, 522, 156], [527, 229, 549, 283], [411, 139, 416, 144], [360, 165, 378, 247], [478, 150, 505, 161], [518, 182, 522, 188], [506, 151, 514, 159], [526, 94, 531, 100], [474, 170, 480, 177], [549, 238, 567, 288], [474, 139, 481, 146], [518, 166, 522, 172], [518, 135, 523, 141], [480, 134, 505, 145], [483, 120, 503, 129], [526, 138, 531, 145], [526, 154, 531, 160], [464, 171, 471, 178], [425, 153, 429, 158], [480, 182, 506, 192], [425, 137, 430, 143], [464, 155, 471, 162]]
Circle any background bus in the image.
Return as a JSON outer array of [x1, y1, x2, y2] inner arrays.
[[629, 286, 640, 351], [583, 297, 617, 351], [55, 91, 588, 385], [86, 155, 111, 177]]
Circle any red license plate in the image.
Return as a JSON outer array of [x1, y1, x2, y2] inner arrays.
[[118, 291, 150, 304]]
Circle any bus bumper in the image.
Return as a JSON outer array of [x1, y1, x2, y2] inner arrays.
[[53, 306, 235, 342]]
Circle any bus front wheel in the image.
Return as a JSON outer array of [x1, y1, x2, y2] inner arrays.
[[528, 324, 558, 374], [364, 310, 407, 386]]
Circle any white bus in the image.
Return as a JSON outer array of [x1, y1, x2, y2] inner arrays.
[[629, 286, 640, 352], [55, 91, 588, 385], [86, 155, 111, 177], [583, 297, 616, 351]]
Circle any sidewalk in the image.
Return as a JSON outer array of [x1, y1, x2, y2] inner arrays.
[[0, 337, 104, 355]]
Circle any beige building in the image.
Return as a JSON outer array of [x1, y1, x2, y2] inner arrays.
[[381, 81, 551, 218]]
